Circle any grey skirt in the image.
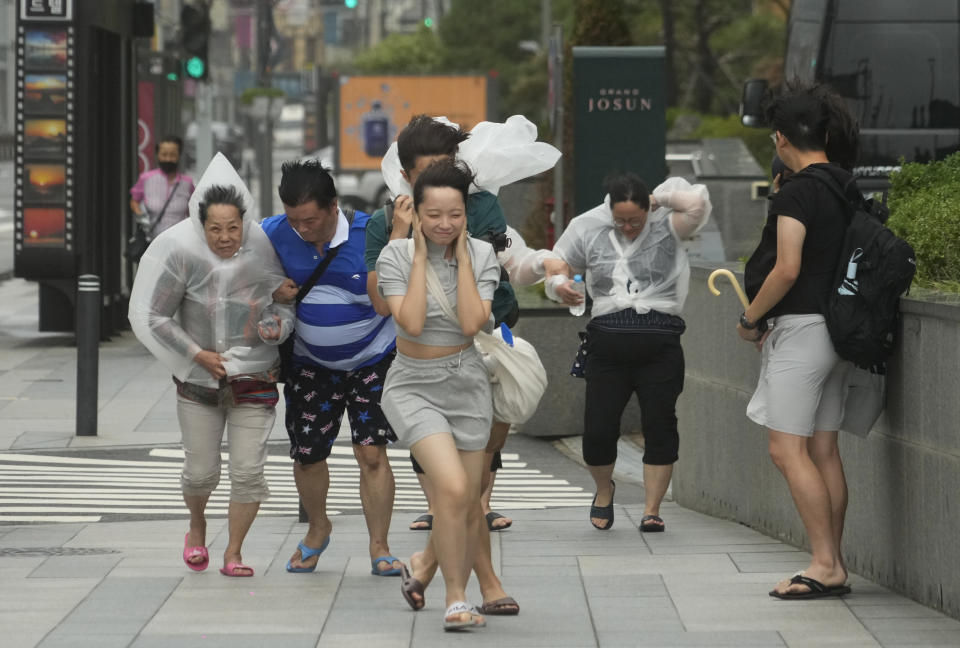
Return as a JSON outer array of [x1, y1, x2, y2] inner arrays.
[[381, 345, 492, 451]]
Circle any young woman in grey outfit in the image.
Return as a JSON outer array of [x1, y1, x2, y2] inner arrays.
[[376, 160, 500, 631]]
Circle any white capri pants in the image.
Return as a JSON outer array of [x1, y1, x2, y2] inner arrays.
[[747, 314, 850, 437], [176, 395, 275, 503]]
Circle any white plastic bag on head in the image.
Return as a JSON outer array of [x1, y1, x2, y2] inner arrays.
[[460, 115, 561, 195], [380, 115, 560, 199]]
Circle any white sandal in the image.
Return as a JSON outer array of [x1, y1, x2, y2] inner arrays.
[[443, 601, 484, 631]]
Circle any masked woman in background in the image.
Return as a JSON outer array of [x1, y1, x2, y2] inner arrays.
[[129, 153, 293, 577]]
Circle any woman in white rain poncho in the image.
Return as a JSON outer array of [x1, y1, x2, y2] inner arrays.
[[129, 153, 293, 577], [548, 173, 710, 534]]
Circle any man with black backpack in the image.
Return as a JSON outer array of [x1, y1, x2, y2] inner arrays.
[[738, 83, 858, 600]]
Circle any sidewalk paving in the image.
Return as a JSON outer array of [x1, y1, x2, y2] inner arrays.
[[1, 277, 959, 647]]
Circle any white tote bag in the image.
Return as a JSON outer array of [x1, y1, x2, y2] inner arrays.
[[420, 248, 548, 424]]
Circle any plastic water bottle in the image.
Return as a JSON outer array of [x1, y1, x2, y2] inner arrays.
[[258, 316, 281, 339], [569, 274, 586, 316], [838, 249, 863, 296]]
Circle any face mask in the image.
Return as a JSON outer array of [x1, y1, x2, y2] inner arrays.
[[158, 160, 178, 174]]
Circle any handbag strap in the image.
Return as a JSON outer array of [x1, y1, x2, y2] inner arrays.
[[409, 240, 459, 323], [146, 180, 181, 236], [296, 244, 340, 304], [412, 239, 497, 346], [295, 208, 355, 304]]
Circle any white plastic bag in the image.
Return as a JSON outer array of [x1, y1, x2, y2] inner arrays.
[[380, 115, 561, 198], [475, 327, 548, 425]]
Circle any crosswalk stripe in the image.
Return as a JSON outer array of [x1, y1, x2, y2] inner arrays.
[[0, 445, 592, 523]]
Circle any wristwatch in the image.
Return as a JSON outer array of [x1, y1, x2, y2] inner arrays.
[[739, 312, 759, 330]]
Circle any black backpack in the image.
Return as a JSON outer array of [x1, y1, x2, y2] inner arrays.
[[806, 168, 917, 368]]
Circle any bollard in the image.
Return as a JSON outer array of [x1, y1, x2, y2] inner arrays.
[[76, 274, 100, 436]]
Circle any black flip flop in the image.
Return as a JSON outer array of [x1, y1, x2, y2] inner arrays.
[[486, 511, 512, 531], [409, 513, 433, 531], [400, 563, 426, 610], [589, 480, 615, 530], [769, 574, 851, 600], [640, 514, 665, 532]]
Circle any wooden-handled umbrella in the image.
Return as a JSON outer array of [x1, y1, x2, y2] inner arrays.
[[707, 269, 750, 310]]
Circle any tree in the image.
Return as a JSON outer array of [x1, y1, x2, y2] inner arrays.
[[659, 0, 677, 106], [625, 0, 785, 113], [353, 27, 446, 74], [559, 0, 633, 223]]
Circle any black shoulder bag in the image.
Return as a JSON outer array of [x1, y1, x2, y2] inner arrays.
[[126, 180, 181, 262]]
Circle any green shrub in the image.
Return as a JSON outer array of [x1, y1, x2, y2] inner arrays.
[[887, 152, 960, 284]]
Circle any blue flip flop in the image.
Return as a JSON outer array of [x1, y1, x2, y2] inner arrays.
[[286, 536, 330, 573], [371, 555, 403, 576]]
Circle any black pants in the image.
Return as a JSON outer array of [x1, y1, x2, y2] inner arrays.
[[410, 450, 502, 474], [582, 327, 684, 466]]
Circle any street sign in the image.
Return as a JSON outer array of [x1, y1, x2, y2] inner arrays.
[[572, 47, 666, 214]]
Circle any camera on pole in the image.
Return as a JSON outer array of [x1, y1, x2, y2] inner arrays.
[[180, 3, 211, 81]]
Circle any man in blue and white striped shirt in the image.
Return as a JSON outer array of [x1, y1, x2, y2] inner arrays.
[[263, 160, 402, 577]]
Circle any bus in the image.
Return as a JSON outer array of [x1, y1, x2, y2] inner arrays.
[[741, 0, 960, 188]]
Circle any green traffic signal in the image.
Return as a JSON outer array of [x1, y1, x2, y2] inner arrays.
[[344, 0, 357, 8], [185, 56, 206, 79], [424, 17, 434, 27]]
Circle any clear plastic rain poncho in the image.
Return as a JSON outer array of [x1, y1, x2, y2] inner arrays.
[[552, 177, 711, 318], [128, 153, 293, 389], [379, 114, 561, 198], [501, 225, 557, 287], [380, 115, 563, 286]]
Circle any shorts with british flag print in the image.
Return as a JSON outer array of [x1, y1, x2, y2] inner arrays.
[[284, 351, 398, 464]]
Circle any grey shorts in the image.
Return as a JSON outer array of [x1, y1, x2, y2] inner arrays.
[[381, 345, 492, 451], [747, 314, 850, 437]]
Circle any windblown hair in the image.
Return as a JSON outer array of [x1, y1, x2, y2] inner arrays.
[[397, 115, 470, 172], [603, 172, 650, 210], [764, 80, 860, 168], [278, 158, 337, 209], [412, 159, 476, 210], [198, 184, 246, 224]]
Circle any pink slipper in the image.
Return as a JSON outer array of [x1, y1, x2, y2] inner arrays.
[[183, 533, 209, 572], [219, 562, 254, 577]]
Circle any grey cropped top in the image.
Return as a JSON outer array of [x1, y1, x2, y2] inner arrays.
[[376, 237, 500, 347]]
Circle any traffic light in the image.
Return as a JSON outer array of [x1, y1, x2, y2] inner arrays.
[[344, 0, 358, 8], [180, 4, 211, 81]]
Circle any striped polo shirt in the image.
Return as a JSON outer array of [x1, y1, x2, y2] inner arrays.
[[262, 209, 396, 371]]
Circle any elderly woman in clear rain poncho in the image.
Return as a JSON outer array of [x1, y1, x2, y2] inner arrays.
[[129, 153, 293, 577], [547, 173, 711, 535]]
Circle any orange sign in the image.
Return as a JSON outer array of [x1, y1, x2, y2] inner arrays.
[[338, 75, 488, 171]]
